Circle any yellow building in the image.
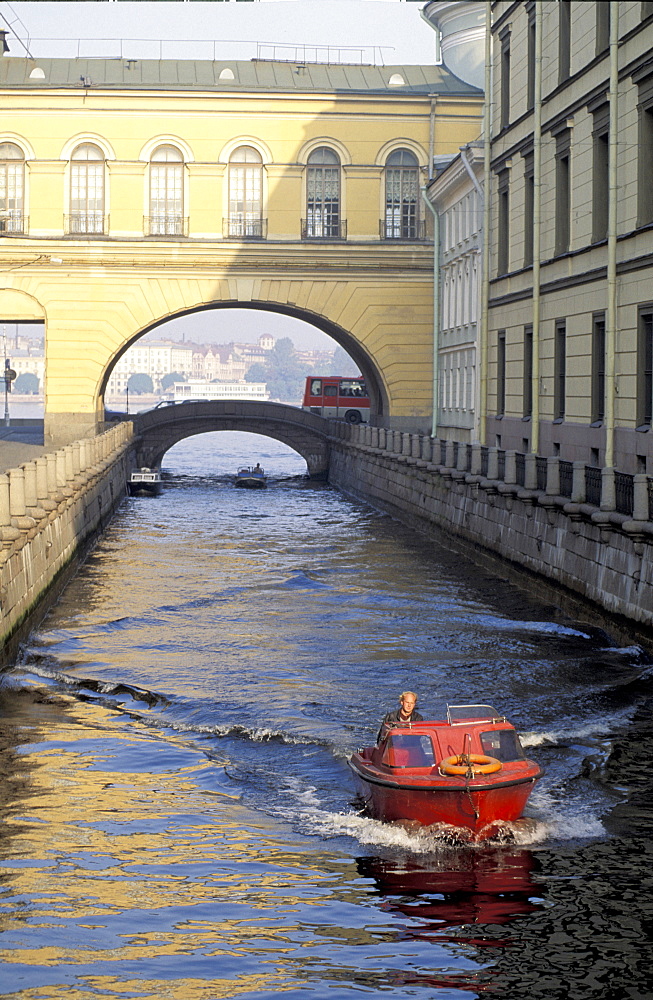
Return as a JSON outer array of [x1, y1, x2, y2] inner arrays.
[[0, 49, 482, 444]]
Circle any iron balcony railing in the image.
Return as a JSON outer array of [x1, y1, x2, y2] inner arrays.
[[585, 466, 602, 507], [223, 216, 267, 239], [144, 215, 189, 238], [0, 211, 28, 235], [480, 446, 489, 477], [515, 452, 525, 486], [301, 218, 347, 240], [379, 219, 426, 241], [615, 471, 634, 516], [536, 456, 547, 492], [497, 449, 506, 480], [64, 213, 107, 236], [559, 460, 573, 498]]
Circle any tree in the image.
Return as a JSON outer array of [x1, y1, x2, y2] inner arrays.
[[14, 372, 40, 394], [244, 340, 306, 403], [160, 371, 187, 391], [127, 373, 154, 394], [329, 346, 359, 377]]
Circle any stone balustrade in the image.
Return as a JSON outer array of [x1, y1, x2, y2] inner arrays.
[[0, 421, 135, 658]]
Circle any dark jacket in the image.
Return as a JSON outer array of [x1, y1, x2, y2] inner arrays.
[[377, 707, 424, 743]]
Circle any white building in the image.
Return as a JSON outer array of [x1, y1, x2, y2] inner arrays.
[[106, 340, 195, 394], [427, 143, 483, 442], [169, 380, 269, 402]]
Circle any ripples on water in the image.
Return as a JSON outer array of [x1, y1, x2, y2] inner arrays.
[[2, 431, 653, 999]]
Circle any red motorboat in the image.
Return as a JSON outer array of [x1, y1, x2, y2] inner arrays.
[[349, 705, 542, 841]]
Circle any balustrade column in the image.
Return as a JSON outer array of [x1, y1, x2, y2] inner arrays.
[[504, 450, 517, 485], [0, 474, 11, 529], [546, 457, 560, 496], [524, 453, 538, 490], [421, 436, 432, 463], [411, 435, 421, 459], [487, 447, 499, 480], [632, 474, 650, 521], [571, 461, 586, 503], [600, 467, 616, 511], [445, 440, 455, 468]]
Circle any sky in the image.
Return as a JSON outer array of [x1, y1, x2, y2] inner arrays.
[[3, 1, 438, 349]]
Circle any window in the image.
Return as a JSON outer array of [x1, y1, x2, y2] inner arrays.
[[592, 105, 609, 242], [555, 129, 571, 254], [559, 0, 571, 84], [0, 142, 25, 234], [523, 150, 534, 266], [149, 145, 184, 236], [637, 101, 653, 227], [527, 3, 536, 110], [383, 149, 420, 238], [554, 320, 566, 420], [596, 2, 610, 54], [637, 308, 653, 427], [500, 28, 511, 129], [592, 312, 606, 424], [69, 143, 104, 234], [304, 147, 342, 239], [227, 146, 264, 238], [497, 329, 506, 416], [497, 168, 510, 274], [523, 324, 533, 418]]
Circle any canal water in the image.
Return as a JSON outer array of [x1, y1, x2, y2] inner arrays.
[[2, 432, 653, 999]]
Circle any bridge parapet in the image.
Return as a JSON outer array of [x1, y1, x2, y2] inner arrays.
[[133, 399, 334, 478]]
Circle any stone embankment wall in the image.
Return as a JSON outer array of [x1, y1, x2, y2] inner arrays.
[[328, 422, 653, 632], [0, 422, 135, 656]]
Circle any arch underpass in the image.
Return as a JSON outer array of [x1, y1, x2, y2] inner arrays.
[[133, 400, 333, 478]]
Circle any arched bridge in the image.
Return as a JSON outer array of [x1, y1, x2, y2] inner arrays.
[[132, 400, 334, 478]]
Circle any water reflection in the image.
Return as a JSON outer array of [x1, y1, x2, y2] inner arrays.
[[2, 432, 653, 998]]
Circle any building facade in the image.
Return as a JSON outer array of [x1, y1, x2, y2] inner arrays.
[[0, 43, 483, 443], [486, 0, 653, 475]]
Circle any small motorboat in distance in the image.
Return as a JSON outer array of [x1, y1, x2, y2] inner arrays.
[[128, 467, 162, 497], [349, 704, 542, 841], [234, 465, 267, 489]]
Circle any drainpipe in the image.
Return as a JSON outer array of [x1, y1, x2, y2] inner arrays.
[[422, 187, 440, 439], [428, 98, 436, 180], [479, 0, 492, 445], [605, 1, 619, 469], [531, 0, 543, 455]]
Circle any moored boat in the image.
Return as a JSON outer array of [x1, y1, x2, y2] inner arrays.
[[234, 465, 267, 489], [128, 467, 162, 497], [348, 704, 542, 841]]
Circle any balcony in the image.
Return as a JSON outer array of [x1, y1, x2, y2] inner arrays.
[[144, 215, 189, 238], [379, 219, 426, 241], [0, 211, 28, 235], [223, 216, 267, 239], [65, 213, 107, 236], [301, 218, 347, 241]]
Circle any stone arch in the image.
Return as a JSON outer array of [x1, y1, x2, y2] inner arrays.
[[134, 401, 331, 478], [99, 300, 389, 419], [0, 287, 46, 322]]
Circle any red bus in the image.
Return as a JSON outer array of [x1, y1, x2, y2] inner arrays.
[[302, 376, 370, 424]]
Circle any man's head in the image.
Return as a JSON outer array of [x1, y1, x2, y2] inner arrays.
[[399, 691, 417, 715]]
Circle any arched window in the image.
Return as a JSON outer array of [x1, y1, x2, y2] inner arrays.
[[0, 143, 25, 234], [304, 147, 342, 239], [149, 145, 184, 236], [70, 143, 105, 234], [384, 149, 420, 239], [228, 146, 264, 238]]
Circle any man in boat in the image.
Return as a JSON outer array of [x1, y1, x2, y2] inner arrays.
[[254, 463, 263, 473], [377, 691, 423, 742]]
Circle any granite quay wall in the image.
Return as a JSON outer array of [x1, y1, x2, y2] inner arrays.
[[327, 421, 653, 633], [0, 422, 136, 658]]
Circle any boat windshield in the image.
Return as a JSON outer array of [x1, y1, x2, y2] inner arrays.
[[480, 729, 526, 762], [447, 704, 503, 725], [382, 733, 435, 768]]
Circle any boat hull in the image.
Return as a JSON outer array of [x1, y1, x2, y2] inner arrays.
[[349, 759, 539, 840], [234, 477, 266, 489]]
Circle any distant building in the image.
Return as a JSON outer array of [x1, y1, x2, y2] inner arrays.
[[106, 340, 194, 394], [168, 380, 269, 402]]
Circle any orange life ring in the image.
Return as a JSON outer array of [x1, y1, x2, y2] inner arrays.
[[439, 754, 502, 776]]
